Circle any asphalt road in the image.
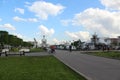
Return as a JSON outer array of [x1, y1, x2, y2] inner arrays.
[[54, 50, 120, 80]]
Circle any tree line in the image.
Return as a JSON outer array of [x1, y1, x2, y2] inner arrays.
[[0, 31, 33, 48]]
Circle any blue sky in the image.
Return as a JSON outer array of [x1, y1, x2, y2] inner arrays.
[[0, 0, 120, 44]]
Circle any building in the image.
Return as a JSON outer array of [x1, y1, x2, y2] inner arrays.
[[104, 36, 120, 49], [81, 32, 120, 50]]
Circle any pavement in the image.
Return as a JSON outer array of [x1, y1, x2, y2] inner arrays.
[[54, 50, 120, 80]]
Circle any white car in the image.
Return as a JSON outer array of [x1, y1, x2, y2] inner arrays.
[[19, 49, 30, 53]]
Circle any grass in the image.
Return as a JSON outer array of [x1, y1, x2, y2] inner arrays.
[[0, 56, 86, 80], [85, 51, 120, 60], [30, 48, 44, 52]]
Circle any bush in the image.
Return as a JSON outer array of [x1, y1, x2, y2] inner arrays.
[[10, 48, 19, 52]]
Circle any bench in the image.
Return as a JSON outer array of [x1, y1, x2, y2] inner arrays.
[[5, 51, 25, 56], [0, 49, 9, 56], [0, 49, 25, 56], [0, 48, 30, 56]]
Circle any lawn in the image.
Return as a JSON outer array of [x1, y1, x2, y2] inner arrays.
[[30, 48, 45, 52], [0, 56, 86, 80], [85, 51, 120, 60]]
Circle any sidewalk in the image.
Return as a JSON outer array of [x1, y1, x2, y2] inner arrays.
[[54, 50, 120, 80]]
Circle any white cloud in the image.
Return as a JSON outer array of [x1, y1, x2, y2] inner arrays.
[[39, 25, 55, 36], [13, 16, 26, 22], [52, 38, 68, 45], [65, 31, 90, 41], [13, 16, 38, 22], [12, 33, 33, 41], [100, 0, 120, 10], [52, 38, 69, 45], [28, 1, 65, 20], [15, 8, 24, 14], [0, 18, 2, 21], [61, 19, 71, 26], [72, 8, 120, 38], [28, 18, 38, 22], [0, 23, 16, 30], [52, 38, 60, 44], [12, 33, 23, 39]]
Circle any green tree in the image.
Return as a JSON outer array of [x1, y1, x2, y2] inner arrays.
[[71, 39, 82, 49], [0, 30, 33, 48], [0, 31, 9, 44]]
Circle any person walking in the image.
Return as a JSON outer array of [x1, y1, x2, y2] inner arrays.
[[50, 45, 55, 53], [69, 45, 72, 52]]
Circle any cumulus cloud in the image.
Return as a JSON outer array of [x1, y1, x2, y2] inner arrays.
[[12, 33, 23, 39], [13, 16, 38, 22], [12, 33, 32, 41], [65, 31, 90, 41], [72, 8, 120, 38], [100, 0, 120, 10], [0, 23, 16, 30], [52, 38, 68, 45], [39, 25, 55, 36], [52, 38, 69, 45], [61, 0, 120, 40], [28, 1, 65, 20], [61, 19, 71, 26], [13, 16, 26, 22], [28, 18, 38, 22], [52, 38, 60, 44], [15, 8, 24, 14]]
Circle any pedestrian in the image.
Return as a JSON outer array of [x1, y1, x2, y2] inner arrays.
[[50, 45, 55, 53], [102, 45, 105, 51], [107, 45, 110, 52], [69, 45, 72, 52]]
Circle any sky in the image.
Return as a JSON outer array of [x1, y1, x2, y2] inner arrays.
[[0, 0, 120, 44]]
